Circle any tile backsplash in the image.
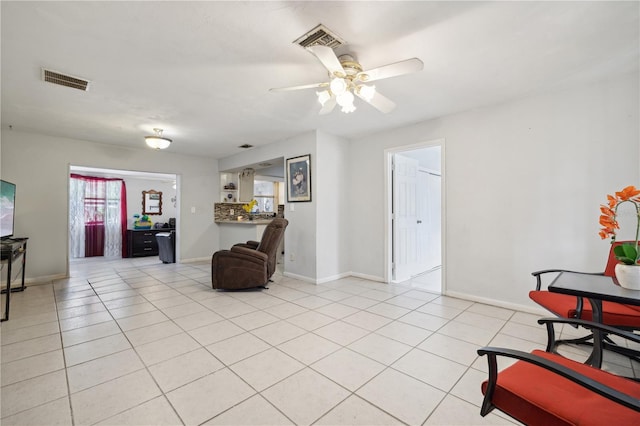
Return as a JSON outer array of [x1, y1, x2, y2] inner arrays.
[[214, 203, 284, 221]]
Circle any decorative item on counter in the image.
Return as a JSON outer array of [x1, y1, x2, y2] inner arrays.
[[599, 185, 640, 290], [134, 213, 153, 229], [223, 182, 236, 190], [242, 199, 257, 213]]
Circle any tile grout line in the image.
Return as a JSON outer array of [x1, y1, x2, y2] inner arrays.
[[84, 271, 188, 426]]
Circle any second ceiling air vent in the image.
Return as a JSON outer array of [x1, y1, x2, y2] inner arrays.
[[294, 24, 345, 49], [42, 68, 91, 91]]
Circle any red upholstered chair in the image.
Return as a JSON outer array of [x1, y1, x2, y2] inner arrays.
[[478, 319, 640, 425], [529, 241, 640, 348]]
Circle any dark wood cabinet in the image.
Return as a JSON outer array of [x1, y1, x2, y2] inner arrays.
[[126, 229, 174, 258]]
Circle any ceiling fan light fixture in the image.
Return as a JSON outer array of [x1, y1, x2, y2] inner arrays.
[[329, 77, 347, 95], [145, 128, 172, 150], [336, 90, 354, 107], [316, 90, 331, 106], [357, 84, 376, 102], [336, 91, 356, 113], [341, 103, 356, 114]]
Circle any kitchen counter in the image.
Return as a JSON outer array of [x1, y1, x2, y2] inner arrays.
[[215, 219, 273, 225], [217, 220, 272, 249]]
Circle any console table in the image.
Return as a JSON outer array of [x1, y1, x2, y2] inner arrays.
[[125, 229, 174, 258], [1, 237, 28, 322]]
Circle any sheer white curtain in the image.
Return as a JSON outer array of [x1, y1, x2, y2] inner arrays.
[[69, 176, 125, 258], [104, 181, 122, 257], [69, 177, 86, 258]]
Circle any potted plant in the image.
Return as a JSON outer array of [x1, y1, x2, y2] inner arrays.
[[599, 185, 640, 289]]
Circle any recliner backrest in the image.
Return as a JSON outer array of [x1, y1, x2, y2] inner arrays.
[[256, 218, 288, 277]]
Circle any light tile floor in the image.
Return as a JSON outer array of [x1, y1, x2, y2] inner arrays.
[[1, 257, 638, 425]]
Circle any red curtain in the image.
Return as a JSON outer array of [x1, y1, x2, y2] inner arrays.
[[120, 181, 128, 257]]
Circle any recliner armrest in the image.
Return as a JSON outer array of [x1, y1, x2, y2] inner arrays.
[[233, 240, 260, 250], [230, 246, 268, 261]]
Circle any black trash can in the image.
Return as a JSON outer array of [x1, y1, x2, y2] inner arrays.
[[156, 231, 175, 263]]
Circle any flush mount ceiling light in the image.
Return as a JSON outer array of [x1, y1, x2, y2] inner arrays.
[[145, 128, 172, 150], [270, 46, 423, 115]]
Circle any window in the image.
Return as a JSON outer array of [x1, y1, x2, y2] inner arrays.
[[254, 180, 277, 213]]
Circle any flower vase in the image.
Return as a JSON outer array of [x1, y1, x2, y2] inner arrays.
[[614, 264, 640, 290]]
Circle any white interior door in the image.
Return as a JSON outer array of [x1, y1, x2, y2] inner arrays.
[[393, 154, 419, 282], [416, 170, 429, 274], [417, 170, 442, 273]]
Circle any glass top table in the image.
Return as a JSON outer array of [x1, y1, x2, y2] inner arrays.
[[548, 271, 640, 367]]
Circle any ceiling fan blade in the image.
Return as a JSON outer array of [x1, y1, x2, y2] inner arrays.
[[357, 58, 423, 83], [319, 97, 337, 115], [306, 45, 346, 78], [269, 82, 327, 92], [355, 89, 396, 113]]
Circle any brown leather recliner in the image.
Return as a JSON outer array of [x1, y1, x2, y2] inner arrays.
[[211, 218, 288, 290]]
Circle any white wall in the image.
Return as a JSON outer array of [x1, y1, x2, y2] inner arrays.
[[1, 131, 219, 281], [316, 130, 351, 281], [124, 177, 177, 228], [349, 73, 639, 310]]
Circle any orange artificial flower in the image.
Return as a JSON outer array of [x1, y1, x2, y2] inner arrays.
[[599, 186, 640, 265], [615, 185, 640, 201], [600, 206, 615, 217]]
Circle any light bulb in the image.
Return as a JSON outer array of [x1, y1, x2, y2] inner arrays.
[[357, 84, 376, 102], [316, 90, 331, 106], [329, 78, 347, 95], [341, 103, 356, 113], [336, 90, 354, 107], [336, 91, 356, 113]]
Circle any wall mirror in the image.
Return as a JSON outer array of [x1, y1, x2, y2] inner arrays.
[[142, 190, 162, 215]]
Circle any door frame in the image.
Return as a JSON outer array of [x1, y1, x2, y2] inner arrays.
[[384, 138, 445, 289]]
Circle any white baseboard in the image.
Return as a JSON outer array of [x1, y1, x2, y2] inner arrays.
[[180, 257, 210, 264], [283, 271, 387, 285], [282, 271, 317, 284], [22, 274, 68, 286], [445, 290, 548, 316], [316, 272, 352, 284], [349, 272, 386, 283]]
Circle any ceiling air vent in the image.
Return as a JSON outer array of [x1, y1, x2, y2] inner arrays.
[[42, 68, 90, 91], [294, 24, 345, 49], [238, 144, 254, 149]]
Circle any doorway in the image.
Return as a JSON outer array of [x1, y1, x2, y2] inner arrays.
[[385, 140, 443, 293], [68, 165, 179, 265]]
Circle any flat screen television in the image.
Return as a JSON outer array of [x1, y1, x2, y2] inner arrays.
[[1, 180, 16, 239]]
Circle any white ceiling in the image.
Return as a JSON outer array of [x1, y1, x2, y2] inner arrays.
[[2, 1, 638, 159]]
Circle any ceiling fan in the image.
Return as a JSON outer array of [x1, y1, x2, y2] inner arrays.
[[270, 45, 424, 114]]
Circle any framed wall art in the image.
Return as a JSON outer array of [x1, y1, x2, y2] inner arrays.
[[286, 154, 311, 202]]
